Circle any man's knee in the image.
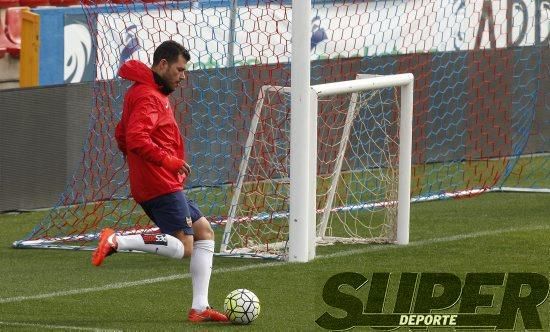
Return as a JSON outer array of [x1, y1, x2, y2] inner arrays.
[[193, 217, 215, 241]]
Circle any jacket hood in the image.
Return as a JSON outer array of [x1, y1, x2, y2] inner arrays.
[[118, 60, 157, 87]]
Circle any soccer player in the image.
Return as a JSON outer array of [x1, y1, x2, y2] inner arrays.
[[92, 40, 228, 323]]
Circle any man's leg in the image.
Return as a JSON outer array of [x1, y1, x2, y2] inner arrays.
[[92, 229, 186, 266], [116, 233, 186, 257], [189, 217, 215, 311], [171, 224, 227, 323], [186, 215, 227, 322], [170, 230, 194, 258], [92, 192, 193, 266]]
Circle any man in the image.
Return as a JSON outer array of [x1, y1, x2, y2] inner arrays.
[[92, 40, 228, 323]]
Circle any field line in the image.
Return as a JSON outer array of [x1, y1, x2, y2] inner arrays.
[[318, 224, 550, 259], [1, 224, 548, 305], [0, 264, 281, 304], [0, 321, 122, 331]]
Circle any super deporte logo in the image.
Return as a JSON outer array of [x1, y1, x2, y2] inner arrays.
[[316, 272, 550, 330]]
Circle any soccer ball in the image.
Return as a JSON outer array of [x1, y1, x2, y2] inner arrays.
[[223, 288, 261, 324]]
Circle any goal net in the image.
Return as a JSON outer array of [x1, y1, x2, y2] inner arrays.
[[13, 1, 548, 258], [220, 74, 413, 259]]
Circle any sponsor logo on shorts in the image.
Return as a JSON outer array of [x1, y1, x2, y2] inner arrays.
[[141, 234, 168, 246], [186, 217, 193, 227]]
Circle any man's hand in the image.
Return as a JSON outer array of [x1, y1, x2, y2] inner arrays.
[[181, 160, 191, 176], [163, 156, 191, 176]]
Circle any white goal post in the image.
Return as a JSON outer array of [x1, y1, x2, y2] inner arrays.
[[219, 73, 414, 262], [311, 73, 414, 241]]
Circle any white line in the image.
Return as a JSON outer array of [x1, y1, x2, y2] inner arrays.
[[317, 224, 550, 259], [1, 225, 549, 305], [0, 264, 281, 304], [0, 321, 122, 331]]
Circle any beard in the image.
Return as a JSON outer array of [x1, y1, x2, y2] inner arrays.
[[153, 71, 175, 95]]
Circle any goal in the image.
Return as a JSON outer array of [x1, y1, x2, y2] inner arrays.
[[220, 74, 414, 260]]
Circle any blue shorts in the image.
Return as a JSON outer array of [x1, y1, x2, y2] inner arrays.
[[140, 191, 203, 235]]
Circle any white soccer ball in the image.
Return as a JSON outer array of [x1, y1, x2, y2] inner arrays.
[[223, 288, 261, 324]]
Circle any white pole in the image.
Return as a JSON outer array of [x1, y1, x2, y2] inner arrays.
[[313, 74, 414, 97], [289, 0, 312, 262], [227, 0, 237, 67], [220, 87, 268, 253], [397, 79, 414, 245]]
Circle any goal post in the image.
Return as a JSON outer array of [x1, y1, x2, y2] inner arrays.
[[290, 0, 314, 262], [313, 73, 414, 247], [219, 73, 414, 261]]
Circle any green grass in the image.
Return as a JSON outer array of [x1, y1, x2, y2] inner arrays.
[[0, 192, 549, 331]]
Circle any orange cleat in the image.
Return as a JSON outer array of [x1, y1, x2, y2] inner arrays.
[[91, 228, 117, 266], [188, 307, 229, 323]]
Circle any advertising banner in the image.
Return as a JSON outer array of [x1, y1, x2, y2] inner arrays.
[[95, 0, 549, 79]]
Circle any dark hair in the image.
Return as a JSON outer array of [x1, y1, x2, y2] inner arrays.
[[152, 40, 191, 65]]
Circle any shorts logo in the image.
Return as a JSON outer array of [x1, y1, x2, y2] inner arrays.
[[141, 234, 168, 246], [186, 217, 192, 227]]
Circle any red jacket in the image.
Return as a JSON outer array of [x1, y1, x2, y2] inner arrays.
[[115, 60, 186, 203]]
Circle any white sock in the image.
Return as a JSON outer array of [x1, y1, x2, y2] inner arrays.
[[190, 240, 215, 311], [113, 233, 184, 259]]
